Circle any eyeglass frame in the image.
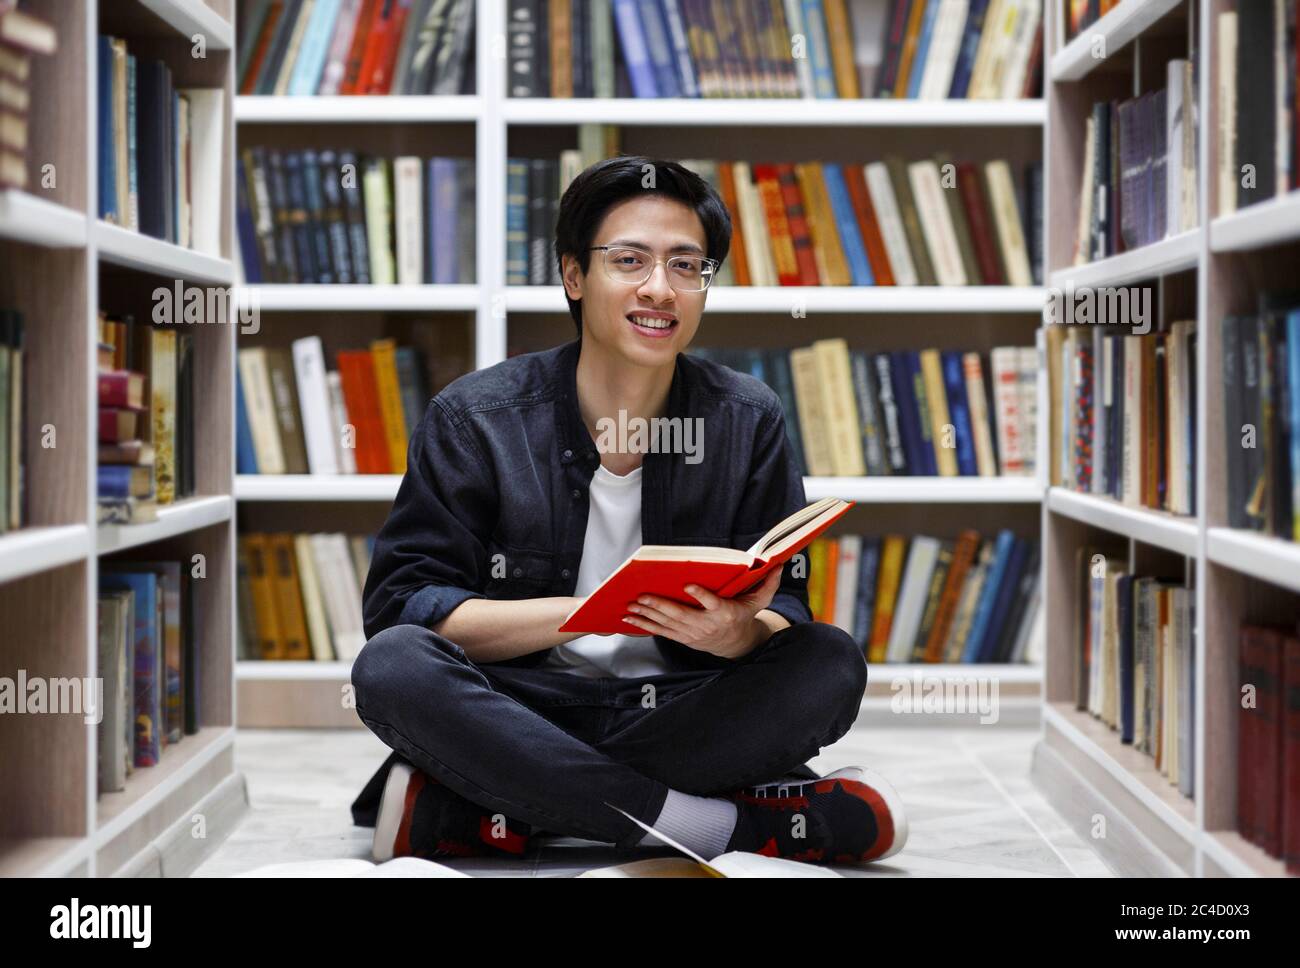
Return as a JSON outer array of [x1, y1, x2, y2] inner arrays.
[[587, 244, 720, 292]]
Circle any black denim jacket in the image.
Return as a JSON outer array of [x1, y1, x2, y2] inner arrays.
[[360, 336, 812, 672]]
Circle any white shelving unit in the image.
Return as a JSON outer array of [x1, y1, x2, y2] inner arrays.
[[1034, 0, 1299, 878], [0, 0, 241, 878], [230, 0, 1049, 725]]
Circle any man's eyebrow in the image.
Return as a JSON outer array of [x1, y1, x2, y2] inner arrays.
[[606, 238, 706, 255]]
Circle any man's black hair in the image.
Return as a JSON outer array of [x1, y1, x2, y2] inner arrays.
[[553, 155, 732, 334]]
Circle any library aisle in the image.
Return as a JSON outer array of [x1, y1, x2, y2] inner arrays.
[[2, 0, 1298, 938]]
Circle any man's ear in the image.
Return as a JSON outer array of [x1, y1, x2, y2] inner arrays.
[[561, 253, 584, 301]]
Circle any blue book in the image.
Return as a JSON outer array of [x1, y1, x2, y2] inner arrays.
[[947, 0, 989, 98], [1116, 574, 1135, 742], [99, 570, 162, 768], [941, 350, 978, 475], [1289, 310, 1300, 540], [907, 0, 941, 98], [505, 159, 530, 284], [659, 0, 699, 97], [906, 351, 938, 475], [852, 537, 881, 649], [430, 158, 458, 284], [801, 0, 838, 97], [822, 163, 875, 285], [235, 366, 259, 474], [765, 350, 807, 475], [975, 536, 1027, 662], [612, 0, 660, 97], [889, 351, 923, 475], [97, 36, 117, 222], [234, 156, 263, 283], [961, 529, 1015, 662], [97, 465, 149, 499], [637, 0, 680, 96], [287, 0, 342, 95]]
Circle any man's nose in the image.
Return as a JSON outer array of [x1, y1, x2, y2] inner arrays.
[[637, 262, 676, 303]]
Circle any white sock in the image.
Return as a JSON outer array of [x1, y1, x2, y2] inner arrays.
[[637, 789, 738, 859]]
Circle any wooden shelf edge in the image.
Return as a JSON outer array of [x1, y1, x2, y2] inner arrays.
[[235, 94, 482, 122], [0, 524, 92, 585], [134, 0, 234, 51], [1050, 0, 1185, 83], [1209, 192, 1300, 253], [240, 283, 481, 312], [1048, 230, 1201, 290], [97, 495, 233, 555], [1047, 487, 1199, 555], [94, 221, 233, 286], [1206, 527, 1300, 594], [0, 190, 88, 248]]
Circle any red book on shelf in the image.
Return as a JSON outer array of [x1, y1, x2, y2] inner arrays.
[[716, 162, 750, 287], [751, 163, 802, 286], [336, 350, 390, 473], [98, 406, 139, 443], [1283, 633, 1300, 874], [843, 163, 895, 287], [97, 369, 146, 409], [339, 0, 381, 95], [354, 0, 396, 96], [558, 499, 853, 635], [239, 0, 284, 95], [364, 0, 412, 94], [774, 163, 821, 286], [957, 162, 1005, 285]]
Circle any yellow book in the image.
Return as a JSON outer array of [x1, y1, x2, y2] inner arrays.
[[796, 163, 851, 286], [812, 338, 866, 476], [369, 338, 409, 474], [822, 0, 860, 98], [919, 349, 958, 476], [868, 535, 906, 663], [806, 537, 828, 620], [790, 347, 836, 476]]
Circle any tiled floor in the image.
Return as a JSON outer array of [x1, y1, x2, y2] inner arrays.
[[192, 721, 1117, 878]]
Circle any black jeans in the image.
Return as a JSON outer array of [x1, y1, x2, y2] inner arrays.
[[349, 621, 868, 850]]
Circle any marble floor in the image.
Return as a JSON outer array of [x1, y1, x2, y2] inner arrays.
[[192, 721, 1117, 878]]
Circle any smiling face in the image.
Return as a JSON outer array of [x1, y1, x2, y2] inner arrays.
[[561, 194, 709, 369]]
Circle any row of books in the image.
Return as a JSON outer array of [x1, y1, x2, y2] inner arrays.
[[510, 0, 1041, 101], [0, 1, 56, 189], [237, 337, 430, 475], [509, 153, 1041, 288], [235, 148, 476, 285], [97, 314, 198, 523], [1071, 60, 1199, 266], [1063, 0, 1118, 42], [0, 309, 23, 533], [96, 36, 223, 253], [691, 339, 1038, 478], [1237, 622, 1300, 873], [238, 0, 476, 96], [809, 528, 1041, 664], [1222, 295, 1300, 541], [1076, 548, 1195, 799], [1217, 3, 1299, 214], [97, 561, 202, 793], [1047, 321, 1198, 515], [237, 531, 373, 661]]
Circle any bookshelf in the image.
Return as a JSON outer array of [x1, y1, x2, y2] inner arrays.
[[0, 0, 241, 877], [230, 0, 1052, 727], [1033, 0, 1299, 877]]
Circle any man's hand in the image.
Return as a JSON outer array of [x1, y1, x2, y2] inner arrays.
[[621, 567, 786, 660]]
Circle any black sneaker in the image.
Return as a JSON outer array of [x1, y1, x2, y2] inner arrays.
[[725, 766, 907, 865], [372, 762, 531, 861]]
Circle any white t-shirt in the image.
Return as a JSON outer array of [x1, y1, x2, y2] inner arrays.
[[546, 463, 668, 678]]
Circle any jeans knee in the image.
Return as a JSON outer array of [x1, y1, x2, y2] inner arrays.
[[350, 623, 425, 709], [790, 622, 867, 723]]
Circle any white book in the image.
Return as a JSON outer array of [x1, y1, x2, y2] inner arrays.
[[292, 336, 341, 474], [1090, 328, 1104, 494], [963, 352, 997, 477], [1165, 61, 1187, 237], [833, 535, 861, 635], [1180, 59, 1198, 230], [732, 162, 777, 286], [1098, 333, 1114, 494], [999, 0, 1039, 99], [393, 156, 424, 285], [176, 93, 190, 249], [1074, 115, 1097, 265], [967, 0, 1007, 98], [1216, 12, 1238, 217], [984, 160, 1032, 287], [363, 160, 396, 285], [178, 88, 224, 256], [311, 534, 366, 662], [865, 162, 918, 286], [886, 537, 940, 663], [1276, 0, 1290, 196], [918, 0, 969, 99], [908, 160, 967, 286], [1121, 335, 1142, 506], [991, 346, 1025, 475], [1017, 344, 1037, 477], [318, 0, 365, 95], [294, 534, 336, 661], [237, 348, 285, 474], [327, 370, 358, 474]]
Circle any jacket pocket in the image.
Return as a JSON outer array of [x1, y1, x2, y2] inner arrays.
[[483, 542, 556, 599]]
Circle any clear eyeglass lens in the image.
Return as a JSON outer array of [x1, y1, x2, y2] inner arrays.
[[603, 246, 714, 291]]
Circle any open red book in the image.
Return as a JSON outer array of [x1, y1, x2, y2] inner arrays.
[[558, 498, 855, 635]]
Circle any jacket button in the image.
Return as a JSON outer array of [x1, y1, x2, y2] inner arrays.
[[563, 449, 572, 459], [561, 569, 571, 579], [512, 567, 523, 578], [571, 488, 581, 499]]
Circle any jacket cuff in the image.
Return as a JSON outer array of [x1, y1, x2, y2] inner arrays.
[[398, 584, 486, 631], [766, 590, 812, 628]]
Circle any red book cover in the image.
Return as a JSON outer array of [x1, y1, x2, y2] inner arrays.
[[354, 0, 395, 96], [751, 163, 801, 287], [717, 162, 750, 287], [337, 350, 390, 473], [1283, 633, 1300, 874], [774, 162, 820, 286], [843, 163, 895, 286], [239, 1, 284, 96], [97, 370, 146, 409], [558, 499, 855, 635], [364, 0, 412, 94], [98, 406, 138, 443], [957, 162, 1005, 285], [339, 0, 381, 95]]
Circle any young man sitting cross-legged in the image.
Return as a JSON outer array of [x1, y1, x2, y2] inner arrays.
[[348, 155, 908, 867]]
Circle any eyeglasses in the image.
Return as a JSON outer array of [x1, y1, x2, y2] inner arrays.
[[589, 244, 719, 292]]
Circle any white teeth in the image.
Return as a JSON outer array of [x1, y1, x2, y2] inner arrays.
[[630, 315, 674, 329]]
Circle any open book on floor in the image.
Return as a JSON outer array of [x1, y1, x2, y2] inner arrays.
[[558, 497, 855, 635], [577, 803, 842, 878]]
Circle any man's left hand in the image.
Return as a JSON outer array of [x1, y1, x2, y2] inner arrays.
[[621, 567, 784, 660]]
